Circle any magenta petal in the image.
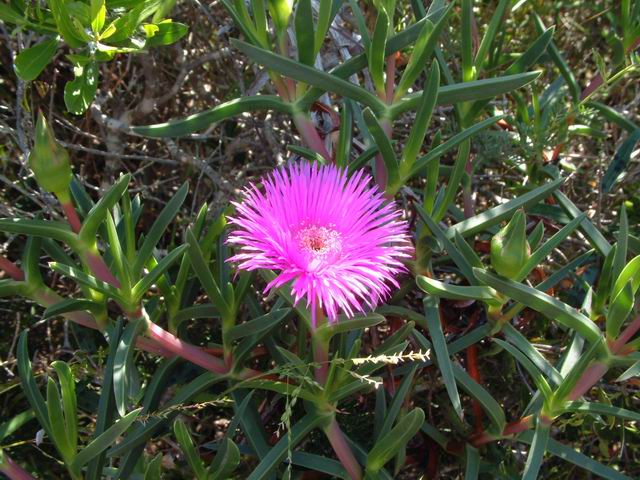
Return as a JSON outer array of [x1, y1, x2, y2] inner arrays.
[[227, 162, 413, 322]]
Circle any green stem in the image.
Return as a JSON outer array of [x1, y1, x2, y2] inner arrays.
[[313, 337, 330, 385], [385, 54, 396, 104], [311, 308, 330, 384], [375, 118, 393, 191], [309, 309, 362, 479], [433, 139, 471, 222], [462, 150, 475, 218], [222, 314, 235, 368]]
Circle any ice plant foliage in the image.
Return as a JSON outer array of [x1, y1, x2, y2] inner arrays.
[[227, 163, 413, 324], [5, 1, 640, 478]]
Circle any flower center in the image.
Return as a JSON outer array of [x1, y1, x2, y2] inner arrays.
[[297, 225, 341, 257]]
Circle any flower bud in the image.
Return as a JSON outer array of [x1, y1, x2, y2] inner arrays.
[[29, 112, 72, 199], [490, 210, 531, 279], [268, 0, 293, 38]]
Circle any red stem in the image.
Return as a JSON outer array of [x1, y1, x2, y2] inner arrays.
[[472, 314, 640, 440], [82, 250, 121, 288], [466, 344, 484, 434], [59, 195, 120, 288], [454, 307, 640, 449], [503, 414, 536, 436], [9, 259, 255, 377], [61, 201, 81, 234], [272, 76, 292, 102], [468, 415, 534, 447], [285, 78, 296, 98], [0, 255, 25, 281], [292, 113, 332, 163], [567, 316, 640, 400], [33, 288, 99, 329], [580, 74, 604, 101], [33, 287, 174, 356], [324, 418, 362, 480], [426, 438, 440, 477], [0, 454, 36, 480], [581, 36, 640, 100], [145, 317, 228, 375], [135, 336, 176, 358], [567, 362, 609, 401], [611, 316, 640, 353]]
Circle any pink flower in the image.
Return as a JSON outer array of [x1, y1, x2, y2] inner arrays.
[[227, 163, 413, 325]]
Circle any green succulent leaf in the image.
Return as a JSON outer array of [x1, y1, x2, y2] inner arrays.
[[173, 419, 208, 479], [369, 6, 390, 95], [0, 218, 78, 248], [247, 413, 325, 480], [17, 331, 53, 441], [449, 178, 564, 238], [423, 297, 463, 419], [417, 276, 497, 301], [395, 3, 453, 100], [518, 430, 630, 480], [316, 313, 385, 340], [132, 245, 188, 300], [85, 320, 123, 480], [132, 96, 293, 137], [391, 71, 541, 118], [410, 116, 504, 179], [606, 281, 634, 339], [47, 377, 75, 462], [51, 361, 78, 456], [452, 363, 506, 433], [113, 318, 145, 417], [70, 408, 142, 471], [133, 182, 189, 277], [79, 174, 131, 243], [227, 308, 290, 342], [209, 437, 241, 480], [49, 262, 122, 299], [366, 408, 425, 473], [232, 38, 387, 114], [522, 418, 551, 480], [474, 268, 602, 343], [494, 339, 553, 402]]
